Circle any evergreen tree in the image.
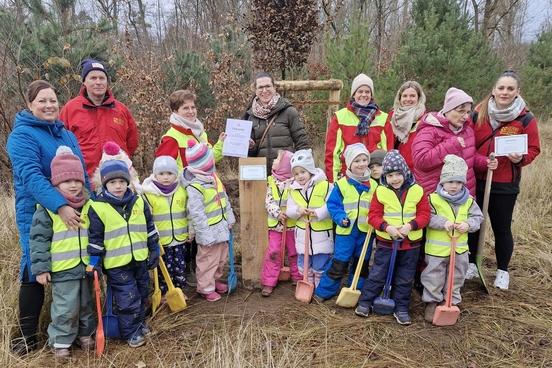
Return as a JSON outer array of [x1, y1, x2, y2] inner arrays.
[[522, 28, 552, 117]]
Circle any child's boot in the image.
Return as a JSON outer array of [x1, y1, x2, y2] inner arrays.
[[424, 303, 437, 323], [354, 303, 371, 317], [53, 347, 71, 358], [128, 334, 146, 348], [393, 311, 412, 325], [77, 336, 95, 350], [465, 263, 479, 280], [199, 291, 221, 302], [261, 286, 274, 297], [215, 281, 228, 294]]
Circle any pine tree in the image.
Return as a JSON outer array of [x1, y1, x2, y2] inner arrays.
[[522, 27, 552, 117]]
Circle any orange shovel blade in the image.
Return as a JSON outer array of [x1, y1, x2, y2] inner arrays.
[[278, 266, 291, 281], [295, 280, 314, 303], [432, 305, 460, 326], [93, 272, 105, 357]]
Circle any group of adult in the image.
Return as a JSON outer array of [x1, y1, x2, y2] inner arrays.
[[7, 56, 540, 356]]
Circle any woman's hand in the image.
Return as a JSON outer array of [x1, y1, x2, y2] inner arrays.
[[507, 153, 523, 164], [249, 138, 256, 149], [58, 205, 81, 230], [219, 132, 227, 141], [36, 272, 51, 285], [487, 155, 498, 170]]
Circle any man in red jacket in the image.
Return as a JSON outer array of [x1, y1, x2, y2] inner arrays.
[[60, 59, 139, 177]]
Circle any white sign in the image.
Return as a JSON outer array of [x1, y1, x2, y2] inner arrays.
[[494, 134, 528, 157], [222, 119, 253, 158], [239, 165, 267, 181]]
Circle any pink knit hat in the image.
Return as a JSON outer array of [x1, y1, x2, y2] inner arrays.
[[185, 140, 215, 174], [272, 150, 293, 181], [50, 146, 85, 186], [442, 87, 473, 114]]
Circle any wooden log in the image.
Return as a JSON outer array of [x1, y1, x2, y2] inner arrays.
[[275, 79, 343, 92], [327, 89, 342, 127]]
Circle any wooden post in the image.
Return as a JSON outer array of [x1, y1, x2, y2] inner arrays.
[[238, 157, 268, 289]]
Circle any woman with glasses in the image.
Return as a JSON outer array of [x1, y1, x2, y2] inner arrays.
[[244, 72, 309, 170]]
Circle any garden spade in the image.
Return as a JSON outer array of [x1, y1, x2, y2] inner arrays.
[[102, 283, 120, 339], [476, 155, 494, 294], [158, 256, 187, 313], [278, 219, 291, 281], [373, 239, 401, 315], [227, 231, 238, 294], [93, 271, 105, 357], [151, 267, 162, 315], [433, 234, 461, 326], [295, 222, 314, 303], [336, 230, 374, 308]]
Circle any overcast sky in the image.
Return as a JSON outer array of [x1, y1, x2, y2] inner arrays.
[[524, 0, 551, 41]]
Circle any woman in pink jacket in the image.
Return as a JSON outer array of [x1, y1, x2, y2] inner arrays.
[[412, 88, 489, 196]]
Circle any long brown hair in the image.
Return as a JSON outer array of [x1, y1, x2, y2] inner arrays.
[[476, 70, 521, 126], [26, 80, 56, 104]]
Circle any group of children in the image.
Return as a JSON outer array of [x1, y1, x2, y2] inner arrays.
[[261, 145, 483, 326]]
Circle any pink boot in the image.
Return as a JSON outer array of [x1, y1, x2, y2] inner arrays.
[[199, 291, 221, 302], [215, 281, 228, 294]]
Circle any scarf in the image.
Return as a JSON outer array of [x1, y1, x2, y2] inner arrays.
[[101, 188, 135, 207], [346, 169, 371, 183], [153, 180, 178, 195], [251, 94, 281, 119], [488, 96, 526, 131], [436, 184, 469, 206], [391, 97, 426, 144], [56, 187, 88, 209], [187, 167, 215, 184], [169, 113, 206, 142], [350, 99, 379, 136]]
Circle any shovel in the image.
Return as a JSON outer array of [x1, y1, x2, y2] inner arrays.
[[336, 230, 374, 308], [93, 271, 105, 357], [102, 282, 120, 339], [476, 154, 494, 294], [227, 231, 238, 294], [158, 255, 187, 313], [278, 219, 291, 281], [151, 267, 162, 315], [373, 239, 401, 315], [295, 222, 314, 303], [433, 234, 461, 326]]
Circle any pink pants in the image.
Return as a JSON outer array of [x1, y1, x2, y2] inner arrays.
[[261, 230, 302, 287], [196, 242, 228, 294]]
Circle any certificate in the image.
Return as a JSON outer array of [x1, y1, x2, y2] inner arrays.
[[239, 165, 267, 180], [494, 134, 528, 157], [222, 119, 253, 158]]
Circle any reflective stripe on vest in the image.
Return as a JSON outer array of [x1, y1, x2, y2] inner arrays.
[[374, 184, 424, 241], [163, 127, 209, 171], [335, 177, 376, 235], [267, 176, 296, 229], [425, 193, 472, 256], [91, 198, 149, 269], [290, 181, 332, 231], [143, 186, 189, 246], [46, 201, 91, 272], [189, 176, 228, 226]]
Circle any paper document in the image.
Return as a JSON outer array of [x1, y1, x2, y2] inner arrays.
[[494, 134, 528, 156], [222, 119, 253, 158]]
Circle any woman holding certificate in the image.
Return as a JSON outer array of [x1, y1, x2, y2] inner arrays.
[[467, 70, 541, 290]]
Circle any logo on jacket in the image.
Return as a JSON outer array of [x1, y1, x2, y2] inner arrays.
[[113, 117, 125, 126], [500, 126, 520, 136]]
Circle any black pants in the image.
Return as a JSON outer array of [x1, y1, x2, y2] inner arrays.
[[17, 267, 45, 345], [468, 188, 518, 271]]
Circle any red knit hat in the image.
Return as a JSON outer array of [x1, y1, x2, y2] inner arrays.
[[50, 146, 85, 186]]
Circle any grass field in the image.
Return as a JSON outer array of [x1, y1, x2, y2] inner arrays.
[[1, 124, 550, 368]]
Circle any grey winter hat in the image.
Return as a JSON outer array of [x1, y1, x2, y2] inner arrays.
[[153, 156, 179, 176], [290, 149, 317, 175], [440, 154, 468, 184]]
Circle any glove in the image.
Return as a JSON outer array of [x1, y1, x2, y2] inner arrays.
[[86, 256, 102, 277], [147, 247, 160, 270]]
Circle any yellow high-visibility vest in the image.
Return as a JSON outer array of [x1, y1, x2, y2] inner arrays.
[[267, 176, 296, 229], [335, 177, 377, 235], [425, 193, 472, 257], [143, 187, 189, 246], [290, 181, 333, 231], [189, 176, 228, 226], [163, 127, 222, 171], [374, 184, 424, 241]]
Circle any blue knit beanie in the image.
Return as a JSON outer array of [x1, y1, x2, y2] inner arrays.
[[100, 160, 130, 187], [81, 58, 108, 81]]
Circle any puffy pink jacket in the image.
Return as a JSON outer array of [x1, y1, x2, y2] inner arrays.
[[411, 112, 487, 196]]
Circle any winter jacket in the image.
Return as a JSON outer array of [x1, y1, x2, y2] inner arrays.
[[286, 169, 334, 255], [181, 169, 236, 246], [325, 103, 388, 182], [60, 86, 139, 177], [411, 112, 487, 196], [471, 108, 541, 195], [428, 193, 483, 233], [7, 110, 88, 281], [247, 97, 310, 170], [327, 176, 374, 227]]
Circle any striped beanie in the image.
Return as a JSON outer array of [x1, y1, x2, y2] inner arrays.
[[100, 159, 130, 186], [185, 140, 215, 174]]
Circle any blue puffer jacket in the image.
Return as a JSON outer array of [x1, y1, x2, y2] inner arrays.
[[7, 110, 88, 282]]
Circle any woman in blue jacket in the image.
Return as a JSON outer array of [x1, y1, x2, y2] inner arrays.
[[7, 80, 89, 355]]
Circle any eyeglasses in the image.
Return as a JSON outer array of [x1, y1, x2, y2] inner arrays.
[[453, 108, 472, 116], [256, 85, 274, 91]]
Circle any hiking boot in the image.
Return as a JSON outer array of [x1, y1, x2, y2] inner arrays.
[[494, 269, 509, 290], [77, 336, 95, 350], [424, 303, 437, 323], [393, 311, 412, 325], [312, 294, 326, 303], [128, 334, 146, 348], [215, 281, 228, 294], [465, 263, 479, 280], [10, 336, 37, 356], [354, 304, 371, 318], [261, 286, 274, 297], [53, 347, 71, 358], [141, 324, 152, 336], [199, 291, 221, 302]]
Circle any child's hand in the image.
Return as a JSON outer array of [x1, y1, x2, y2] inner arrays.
[[297, 207, 309, 217], [454, 222, 469, 233], [398, 223, 411, 237], [219, 132, 227, 141], [444, 221, 455, 232], [307, 209, 317, 218], [36, 272, 51, 285], [277, 213, 287, 222], [386, 226, 404, 239]]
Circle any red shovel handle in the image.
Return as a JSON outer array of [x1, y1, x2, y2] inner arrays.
[[93, 271, 105, 357]]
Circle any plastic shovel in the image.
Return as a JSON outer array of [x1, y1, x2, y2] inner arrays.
[[433, 234, 461, 326], [295, 222, 314, 303], [151, 267, 162, 315], [93, 271, 105, 357], [158, 256, 187, 313], [476, 155, 494, 294], [102, 283, 120, 339], [336, 231, 374, 308], [227, 231, 238, 294], [373, 239, 401, 315], [278, 219, 291, 281]]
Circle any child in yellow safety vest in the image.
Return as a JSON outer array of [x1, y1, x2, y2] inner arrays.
[[369, 149, 386, 183], [29, 146, 95, 358], [87, 159, 160, 348], [286, 149, 334, 287], [261, 150, 302, 296], [142, 156, 191, 292], [421, 155, 483, 322], [181, 140, 236, 302]]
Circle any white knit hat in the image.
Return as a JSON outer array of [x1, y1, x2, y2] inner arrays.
[[290, 149, 317, 175], [351, 73, 375, 97], [344, 143, 370, 169], [153, 156, 178, 176], [440, 155, 468, 184]]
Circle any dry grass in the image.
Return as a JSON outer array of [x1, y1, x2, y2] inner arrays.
[[1, 125, 551, 368]]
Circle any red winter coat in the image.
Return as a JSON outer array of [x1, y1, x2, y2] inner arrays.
[[472, 107, 540, 194], [60, 86, 139, 176], [411, 112, 487, 196]]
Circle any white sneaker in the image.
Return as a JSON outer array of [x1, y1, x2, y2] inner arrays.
[[465, 263, 479, 280], [493, 269, 509, 290]]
